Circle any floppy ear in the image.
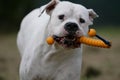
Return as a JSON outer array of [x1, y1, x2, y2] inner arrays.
[[46, 0, 60, 15], [88, 9, 99, 24], [39, 0, 60, 17]]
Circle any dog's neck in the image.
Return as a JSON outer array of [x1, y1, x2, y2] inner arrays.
[[42, 44, 82, 63]]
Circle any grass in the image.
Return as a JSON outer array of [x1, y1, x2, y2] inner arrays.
[[0, 26, 120, 80]]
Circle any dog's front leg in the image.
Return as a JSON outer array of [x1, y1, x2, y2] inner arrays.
[[52, 52, 82, 80]]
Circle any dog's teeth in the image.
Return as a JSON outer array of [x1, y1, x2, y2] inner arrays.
[[55, 36, 80, 48]]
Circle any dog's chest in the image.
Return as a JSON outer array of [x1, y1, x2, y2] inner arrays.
[[27, 50, 82, 80]]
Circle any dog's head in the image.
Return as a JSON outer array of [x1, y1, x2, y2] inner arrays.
[[44, 0, 98, 48]]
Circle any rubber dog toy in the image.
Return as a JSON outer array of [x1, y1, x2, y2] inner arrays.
[[46, 29, 111, 48], [46, 36, 54, 45]]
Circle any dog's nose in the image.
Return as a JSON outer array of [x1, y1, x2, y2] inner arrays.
[[64, 22, 79, 34]]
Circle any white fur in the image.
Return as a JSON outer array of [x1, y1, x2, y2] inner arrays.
[[17, 0, 98, 80]]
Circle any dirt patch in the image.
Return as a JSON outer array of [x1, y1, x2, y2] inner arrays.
[[81, 35, 120, 80], [0, 34, 20, 80]]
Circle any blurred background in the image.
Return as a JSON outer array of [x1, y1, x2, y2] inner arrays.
[[0, 0, 120, 80]]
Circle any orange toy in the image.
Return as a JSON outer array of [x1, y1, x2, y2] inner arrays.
[[46, 29, 111, 48], [79, 36, 110, 48], [88, 29, 96, 37], [46, 36, 54, 45]]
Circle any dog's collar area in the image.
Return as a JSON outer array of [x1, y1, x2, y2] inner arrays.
[[53, 35, 81, 48]]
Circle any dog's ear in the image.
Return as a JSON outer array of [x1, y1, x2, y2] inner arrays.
[[39, 0, 60, 17], [46, 0, 60, 15], [88, 9, 99, 24]]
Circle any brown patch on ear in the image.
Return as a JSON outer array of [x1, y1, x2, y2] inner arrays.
[[46, 1, 56, 13], [89, 13, 96, 19], [46, 0, 59, 15], [38, 0, 59, 17], [88, 9, 99, 21]]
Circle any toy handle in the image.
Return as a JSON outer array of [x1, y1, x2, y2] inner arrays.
[[87, 28, 111, 48], [96, 35, 111, 46]]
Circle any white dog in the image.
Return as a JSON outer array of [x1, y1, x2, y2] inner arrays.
[[17, 0, 98, 80]]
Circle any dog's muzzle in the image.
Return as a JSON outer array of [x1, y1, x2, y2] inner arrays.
[[52, 22, 81, 48], [53, 35, 81, 48]]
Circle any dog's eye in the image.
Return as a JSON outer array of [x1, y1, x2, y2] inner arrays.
[[80, 18, 85, 23], [58, 15, 64, 20]]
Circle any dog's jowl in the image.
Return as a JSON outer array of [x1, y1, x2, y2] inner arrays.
[[17, 0, 98, 80]]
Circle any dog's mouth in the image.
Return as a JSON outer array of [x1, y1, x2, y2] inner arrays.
[[53, 35, 81, 48]]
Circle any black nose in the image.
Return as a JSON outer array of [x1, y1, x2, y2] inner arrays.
[[64, 22, 79, 34]]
